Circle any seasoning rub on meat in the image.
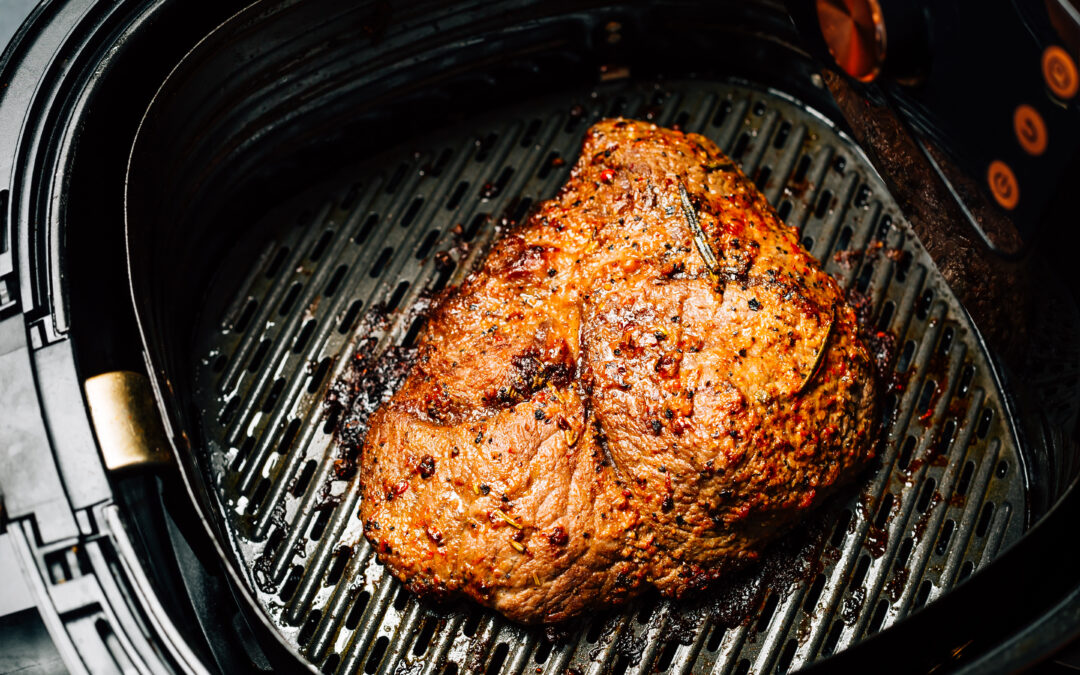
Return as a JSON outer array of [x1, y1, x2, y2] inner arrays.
[[358, 119, 878, 623]]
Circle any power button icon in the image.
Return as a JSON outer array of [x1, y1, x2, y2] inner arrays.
[[1043, 45, 1079, 100], [987, 161, 1019, 211]]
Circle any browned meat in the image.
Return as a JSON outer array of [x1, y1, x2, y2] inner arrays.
[[358, 119, 878, 623]]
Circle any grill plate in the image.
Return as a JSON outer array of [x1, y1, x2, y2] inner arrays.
[[193, 79, 1025, 674]]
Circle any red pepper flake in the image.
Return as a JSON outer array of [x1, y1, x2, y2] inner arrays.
[[730, 503, 752, 521], [547, 525, 569, 546], [600, 168, 616, 183], [392, 479, 410, 496]]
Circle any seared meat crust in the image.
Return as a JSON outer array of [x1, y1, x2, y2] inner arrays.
[[359, 119, 877, 623]]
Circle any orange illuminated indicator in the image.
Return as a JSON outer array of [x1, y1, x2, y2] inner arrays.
[[1013, 105, 1048, 155], [987, 161, 1019, 211], [1042, 45, 1079, 99], [816, 0, 887, 82]]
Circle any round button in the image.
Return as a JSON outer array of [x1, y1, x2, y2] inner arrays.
[[987, 160, 1019, 211], [816, 0, 887, 82], [1042, 45, 1078, 100], [1013, 104, 1048, 155]]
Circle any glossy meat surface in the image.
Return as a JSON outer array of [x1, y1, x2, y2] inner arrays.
[[358, 119, 877, 623]]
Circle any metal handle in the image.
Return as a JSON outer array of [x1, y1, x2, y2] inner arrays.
[[84, 371, 172, 471]]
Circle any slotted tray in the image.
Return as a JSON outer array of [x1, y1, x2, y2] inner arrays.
[[193, 79, 1026, 674]]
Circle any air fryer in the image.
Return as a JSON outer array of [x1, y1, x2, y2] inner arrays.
[[1, 1, 1079, 673]]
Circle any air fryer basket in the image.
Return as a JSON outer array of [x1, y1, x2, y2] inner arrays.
[[123, 1, 1080, 673]]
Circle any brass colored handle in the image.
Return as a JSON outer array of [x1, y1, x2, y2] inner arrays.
[[85, 371, 173, 471]]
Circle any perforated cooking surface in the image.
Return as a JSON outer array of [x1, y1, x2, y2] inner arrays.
[[194, 80, 1026, 674]]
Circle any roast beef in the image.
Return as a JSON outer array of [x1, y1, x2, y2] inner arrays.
[[358, 119, 878, 623]]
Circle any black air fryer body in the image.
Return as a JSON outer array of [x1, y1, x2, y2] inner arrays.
[[1, 1, 1079, 673]]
